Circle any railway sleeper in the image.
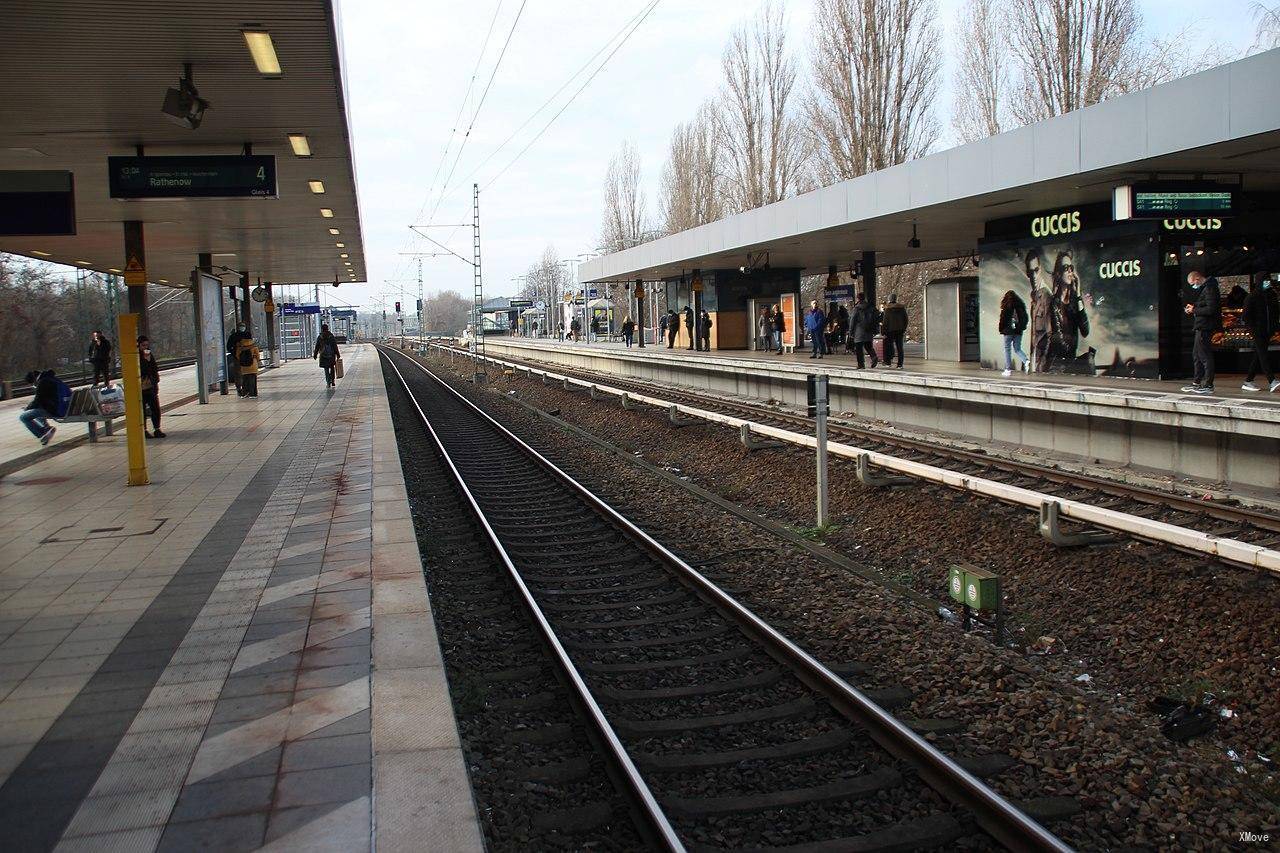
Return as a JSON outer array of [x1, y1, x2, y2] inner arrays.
[[577, 646, 753, 674], [510, 756, 592, 784], [612, 696, 817, 736], [661, 767, 903, 818], [637, 729, 853, 771], [530, 801, 615, 834], [555, 604, 711, 631], [562, 623, 735, 651], [595, 667, 781, 702], [537, 576, 668, 597], [521, 560, 653, 583], [540, 589, 690, 613], [731, 812, 965, 853]]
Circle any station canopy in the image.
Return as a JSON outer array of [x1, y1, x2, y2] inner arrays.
[[579, 48, 1280, 284], [0, 0, 365, 287]]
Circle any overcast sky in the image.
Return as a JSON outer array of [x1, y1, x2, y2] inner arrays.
[[338, 0, 1264, 312]]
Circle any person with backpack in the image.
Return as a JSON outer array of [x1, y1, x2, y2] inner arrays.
[[235, 335, 263, 396], [849, 293, 879, 368], [314, 323, 341, 388], [88, 330, 113, 387], [226, 324, 248, 395], [1241, 274, 1279, 393], [138, 336, 165, 438], [20, 369, 62, 445], [998, 290, 1030, 377], [881, 294, 909, 368]]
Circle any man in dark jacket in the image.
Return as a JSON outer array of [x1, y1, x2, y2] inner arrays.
[[20, 369, 59, 445], [88, 331, 113, 386], [227, 324, 248, 395], [138, 335, 166, 437], [881, 294, 908, 368], [698, 309, 712, 351], [666, 310, 678, 348], [1241, 274, 1279, 393], [683, 306, 695, 351], [804, 301, 826, 359], [1182, 271, 1221, 394], [849, 294, 879, 368], [313, 324, 341, 387]]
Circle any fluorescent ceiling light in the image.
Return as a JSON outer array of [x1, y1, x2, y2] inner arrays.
[[108, 268, 122, 273], [31, 250, 51, 257], [340, 253, 349, 258], [320, 208, 333, 218], [74, 260, 91, 265], [158, 279, 169, 283], [308, 180, 325, 194], [328, 228, 340, 235], [288, 134, 311, 156], [213, 252, 237, 257], [335, 242, 345, 248], [242, 30, 282, 77]]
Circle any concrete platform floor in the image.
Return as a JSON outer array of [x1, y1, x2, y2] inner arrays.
[[0, 345, 481, 852]]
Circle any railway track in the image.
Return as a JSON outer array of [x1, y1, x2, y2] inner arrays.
[[379, 345, 1069, 852], [431, 342, 1280, 566]]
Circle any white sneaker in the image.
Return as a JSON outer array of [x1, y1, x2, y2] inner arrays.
[[1180, 385, 1200, 393], [1001, 369, 1012, 377], [40, 426, 56, 446], [1241, 382, 1260, 392], [1271, 379, 1280, 393]]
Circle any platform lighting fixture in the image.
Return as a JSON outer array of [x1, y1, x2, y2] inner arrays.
[[308, 180, 326, 194], [320, 208, 334, 218], [242, 30, 282, 77], [108, 268, 122, 273], [74, 260, 91, 266], [340, 253, 349, 259], [335, 242, 345, 248], [908, 223, 921, 249], [158, 279, 169, 284], [31, 250, 51, 257], [328, 228, 340, 235], [287, 134, 311, 156]]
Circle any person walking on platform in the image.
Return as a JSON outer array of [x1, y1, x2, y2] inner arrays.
[[314, 323, 341, 388], [569, 317, 581, 342], [138, 336, 165, 438], [849, 293, 879, 368], [805, 301, 826, 359], [659, 311, 669, 347], [683, 305, 695, 351], [881, 294, 908, 368], [772, 304, 785, 353], [589, 315, 600, 343], [1183, 271, 1221, 395], [226, 324, 248, 395], [622, 316, 636, 347], [19, 369, 59, 445], [1241, 274, 1279, 393], [699, 309, 712, 351], [88, 330, 113, 387], [757, 306, 772, 351], [998, 290, 1030, 377], [665, 310, 678, 348]]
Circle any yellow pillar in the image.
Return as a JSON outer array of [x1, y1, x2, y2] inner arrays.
[[117, 313, 149, 486]]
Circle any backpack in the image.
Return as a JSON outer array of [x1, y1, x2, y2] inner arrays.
[[51, 377, 73, 418], [238, 347, 254, 367]]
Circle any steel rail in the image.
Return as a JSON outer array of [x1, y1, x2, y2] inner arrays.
[[377, 348, 686, 853], [427, 343, 1280, 575], [381, 344, 1072, 853]]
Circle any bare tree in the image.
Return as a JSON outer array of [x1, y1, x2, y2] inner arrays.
[[717, 2, 809, 211], [952, 0, 1008, 143], [600, 141, 648, 254], [807, 0, 940, 184], [1251, 2, 1280, 51], [659, 101, 725, 235]]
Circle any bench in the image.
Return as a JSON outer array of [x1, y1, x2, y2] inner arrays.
[[58, 387, 119, 442]]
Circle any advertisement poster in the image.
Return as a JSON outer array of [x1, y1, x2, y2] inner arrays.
[[978, 238, 1159, 377], [194, 271, 226, 395], [780, 293, 798, 348]]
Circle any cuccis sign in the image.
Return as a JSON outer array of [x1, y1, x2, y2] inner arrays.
[[1030, 211, 1081, 238], [1162, 218, 1222, 231], [1099, 259, 1143, 279]]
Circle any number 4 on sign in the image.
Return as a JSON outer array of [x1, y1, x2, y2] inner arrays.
[[257, 166, 265, 181]]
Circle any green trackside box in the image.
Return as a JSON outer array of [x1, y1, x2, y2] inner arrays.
[[948, 566, 966, 603], [963, 565, 1000, 612]]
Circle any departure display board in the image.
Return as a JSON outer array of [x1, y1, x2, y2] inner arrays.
[[0, 170, 75, 235], [1125, 182, 1235, 218], [108, 155, 277, 199]]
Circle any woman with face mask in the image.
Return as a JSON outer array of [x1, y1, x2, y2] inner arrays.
[[137, 335, 165, 438]]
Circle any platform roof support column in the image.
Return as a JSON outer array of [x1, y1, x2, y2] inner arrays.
[[123, 221, 149, 338], [240, 271, 253, 336], [861, 251, 877, 307], [264, 282, 276, 363]]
